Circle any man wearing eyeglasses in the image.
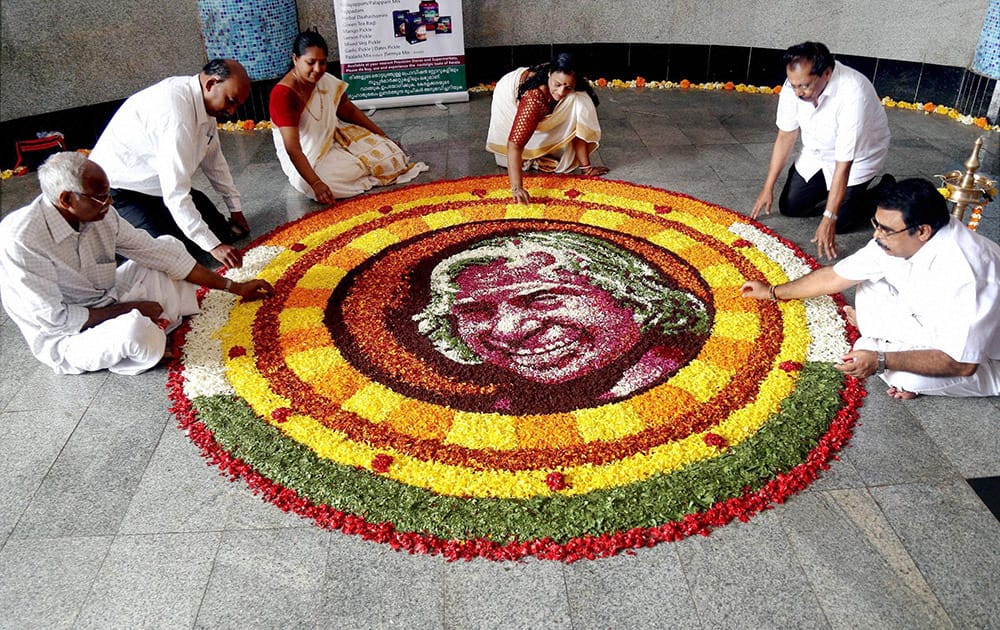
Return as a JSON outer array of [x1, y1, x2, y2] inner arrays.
[[89, 59, 252, 270], [751, 42, 892, 262], [742, 178, 1000, 399], [0, 153, 273, 376]]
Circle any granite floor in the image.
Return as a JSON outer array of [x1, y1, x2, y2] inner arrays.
[[1, 88, 998, 630]]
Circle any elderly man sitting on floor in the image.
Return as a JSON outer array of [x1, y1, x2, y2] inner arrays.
[[0, 152, 272, 376], [742, 177, 1000, 398]]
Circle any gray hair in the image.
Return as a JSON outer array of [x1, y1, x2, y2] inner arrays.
[[37, 151, 88, 206], [413, 230, 710, 364]]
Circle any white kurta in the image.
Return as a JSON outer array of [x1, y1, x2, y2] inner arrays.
[[486, 68, 601, 173], [834, 218, 1000, 396], [272, 74, 428, 200], [0, 196, 200, 375]]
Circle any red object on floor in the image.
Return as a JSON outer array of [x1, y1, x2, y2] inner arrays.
[[14, 135, 66, 169]]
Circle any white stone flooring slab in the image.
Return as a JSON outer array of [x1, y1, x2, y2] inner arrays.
[[1, 89, 998, 629]]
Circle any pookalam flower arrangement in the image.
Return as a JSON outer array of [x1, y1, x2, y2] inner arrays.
[[169, 175, 865, 561]]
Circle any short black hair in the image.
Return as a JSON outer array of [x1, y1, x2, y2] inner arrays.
[[783, 42, 835, 76], [202, 58, 232, 79], [875, 178, 951, 234]]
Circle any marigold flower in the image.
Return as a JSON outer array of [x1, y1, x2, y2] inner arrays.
[[773, 85, 782, 94], [635, 76, 647, 88], [596, 77, 607, 87], [723, 81, 735, 91], [679, 79, 691, 89], [241, 119, 256, 131], [922, 102, 935, 113]]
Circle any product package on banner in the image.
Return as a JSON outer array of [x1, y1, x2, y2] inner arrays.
[[334, 0, 468, 109]]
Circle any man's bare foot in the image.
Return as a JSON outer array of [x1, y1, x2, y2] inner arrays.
[[887, 386, 918, 400], [843, 305, 858, 328]]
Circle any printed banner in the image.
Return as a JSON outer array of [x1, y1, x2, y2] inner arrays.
[[334, 0, 468, 109]]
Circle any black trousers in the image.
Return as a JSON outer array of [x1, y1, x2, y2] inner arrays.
[[110, 188, 235, 256], [778, 165, 884, 234]]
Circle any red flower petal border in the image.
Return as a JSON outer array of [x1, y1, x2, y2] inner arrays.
[[167, 175, 866, 562]]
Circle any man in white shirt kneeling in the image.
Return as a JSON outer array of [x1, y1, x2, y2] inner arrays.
[[90, 59, 252, 269]]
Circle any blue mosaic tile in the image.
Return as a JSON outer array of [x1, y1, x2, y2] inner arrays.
[[973, 0, 1000, 79], [198, 0, 299, 81]]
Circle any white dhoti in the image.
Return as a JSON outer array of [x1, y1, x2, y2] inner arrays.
[[58, 262, 199, 375], [273, 74, 428, 200], [486, 68, 601, 173], [854, 279, 1000, 396]]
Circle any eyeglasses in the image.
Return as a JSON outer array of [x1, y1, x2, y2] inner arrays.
[[870, 217, 912, 237], [79, 192, 113, 208]]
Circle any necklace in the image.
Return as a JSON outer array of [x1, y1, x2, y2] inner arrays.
[[293, 71, 324, 121]]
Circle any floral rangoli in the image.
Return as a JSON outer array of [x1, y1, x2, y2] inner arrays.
[[169, 175, 865, 561]]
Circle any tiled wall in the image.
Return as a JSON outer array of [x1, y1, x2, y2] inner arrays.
[[1, 43, 995, 170]]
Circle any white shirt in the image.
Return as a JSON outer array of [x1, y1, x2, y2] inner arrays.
[[834, 217, 1000, 364], [0, 195, 197, 372], [777, 61, 891, 188], [90, 74, 242, 252]]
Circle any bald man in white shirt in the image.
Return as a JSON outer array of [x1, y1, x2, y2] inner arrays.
[[90, 59, 252, 269]]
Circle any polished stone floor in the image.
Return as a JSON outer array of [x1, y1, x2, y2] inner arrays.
[[1, 88, 998, 629]]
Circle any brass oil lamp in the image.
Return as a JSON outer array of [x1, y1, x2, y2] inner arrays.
[[936, 137, 994, 230]]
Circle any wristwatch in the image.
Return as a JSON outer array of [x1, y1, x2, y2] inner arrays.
[[875, 351, 886, 375], [822, 210, 838, 220]]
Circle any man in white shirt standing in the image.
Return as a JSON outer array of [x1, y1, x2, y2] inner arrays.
[[751, 42, 892, 261], [90, 59, 252, 269], [742, 178, 1000, 399], [0, 152, 272, 376]]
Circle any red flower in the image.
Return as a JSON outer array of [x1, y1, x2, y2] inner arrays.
[[470, 189, 488, 198], [564, 189, 582, 198], [779, 361, 803, 372], [546, 471, 567, 491], [723, 81, 735, 91], [372, 454, 393, 473], [228, 345, 247, 359], [654, 205, 673, 214], [635, 76, 647, 88], [271, 407, 293, 423], [378, 205, 393, 213], [241, 120, 256, 131], [703, 432, 729, 449], [732, 238, 753, 248], [290, 242, 307, 252]]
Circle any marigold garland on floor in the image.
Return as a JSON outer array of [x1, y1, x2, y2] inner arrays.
[[168, 175, 866, 561]]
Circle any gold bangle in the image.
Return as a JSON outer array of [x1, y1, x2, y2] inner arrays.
[[768, 285, 777, 301]]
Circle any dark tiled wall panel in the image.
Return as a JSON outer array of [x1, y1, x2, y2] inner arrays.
[[1, 43, 995, 169]]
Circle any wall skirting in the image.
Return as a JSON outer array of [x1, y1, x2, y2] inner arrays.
[[1, 43, 994, 170]]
